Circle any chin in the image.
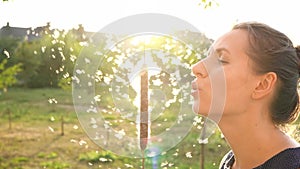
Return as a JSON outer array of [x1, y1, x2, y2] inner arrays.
[[192, 103, 199, 114], [192, 102, 208, 116]]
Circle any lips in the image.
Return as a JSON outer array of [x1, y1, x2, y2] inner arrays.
[[191, 81, 201, 96], [191, 90, 199, 97]]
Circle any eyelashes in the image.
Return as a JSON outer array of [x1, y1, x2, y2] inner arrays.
[[218, 58, 229, 64]]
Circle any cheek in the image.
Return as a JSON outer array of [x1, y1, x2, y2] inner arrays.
[[223, 72, 253, 114]]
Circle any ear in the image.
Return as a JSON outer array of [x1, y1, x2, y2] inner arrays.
[[252, 72, 277, 99]]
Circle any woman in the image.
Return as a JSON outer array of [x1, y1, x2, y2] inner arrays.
[[191, 22, 300, 169]]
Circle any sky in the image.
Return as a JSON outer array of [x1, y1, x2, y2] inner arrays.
[[0, 0, 299, 44]]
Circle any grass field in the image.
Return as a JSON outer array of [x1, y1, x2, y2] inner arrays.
[[0, 88, 298, 169]]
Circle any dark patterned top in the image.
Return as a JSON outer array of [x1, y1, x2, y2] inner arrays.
[[219, 147, 300, 169]]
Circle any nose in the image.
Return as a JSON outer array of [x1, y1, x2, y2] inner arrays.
[[192, 60, 208, 78]]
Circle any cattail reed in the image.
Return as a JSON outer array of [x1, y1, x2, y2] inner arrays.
[[140, 66, 148, 151]]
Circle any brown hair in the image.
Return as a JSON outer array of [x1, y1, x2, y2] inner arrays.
[[232, 22, 300, 125]]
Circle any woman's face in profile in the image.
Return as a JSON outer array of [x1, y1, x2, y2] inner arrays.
[[191, 29, 260, 119]]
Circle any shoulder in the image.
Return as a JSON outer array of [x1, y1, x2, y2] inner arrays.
[[219, 150, 234, 169], [254, 147, 300, 169]]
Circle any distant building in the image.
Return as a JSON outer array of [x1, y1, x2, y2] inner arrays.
[[0, 22, 54, 41], [0, 22, 103, 44]]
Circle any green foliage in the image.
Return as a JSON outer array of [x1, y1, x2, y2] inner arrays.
[[37, 152, 47, 158], [40, 161, 70, 169], [13, 41, 42, 87], [78, 151, 117, 163], [0, 37, 21, 64], [11, 156, 29, 163], [198, 0, 219, 9], [58, 76, 72, 91], [8, 28, 84, 88], [0, 88, 75, 123], [0, 58, 22, 91], [292, 123, 300, 142], [2, 156, 30, 168], [46, 152, 59, 159], [0, 29, 82, 90], [0, 23, 212, 91]]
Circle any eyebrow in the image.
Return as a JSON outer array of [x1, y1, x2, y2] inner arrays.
[[215, 47, 231, 54]]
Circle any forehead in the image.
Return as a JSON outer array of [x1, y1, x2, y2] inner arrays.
[[212, 29, 249, 55]]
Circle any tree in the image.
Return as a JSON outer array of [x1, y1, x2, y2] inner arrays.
[[0, 58, 22, 92], [57, 28, 86, 90], [0, 32, 23, 91], [12, 25, 84, 88]]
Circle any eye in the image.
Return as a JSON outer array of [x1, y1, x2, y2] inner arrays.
[[217, 54, 229, 64], [218, 58, 228, 64]]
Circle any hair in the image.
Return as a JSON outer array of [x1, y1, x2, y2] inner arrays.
[[232, 22, 300, 125]]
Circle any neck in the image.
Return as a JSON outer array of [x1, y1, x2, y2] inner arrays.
[[218, 109, 298, 169]]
